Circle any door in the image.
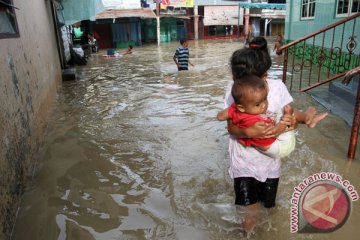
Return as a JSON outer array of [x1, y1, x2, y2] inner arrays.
[[93, 24, 112, 49]]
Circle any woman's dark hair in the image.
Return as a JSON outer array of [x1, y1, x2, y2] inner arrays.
[[230, 37, 272, 81], [249, 37, 268, 51]]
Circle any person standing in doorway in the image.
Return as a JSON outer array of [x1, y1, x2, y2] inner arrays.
[[274, 34, 284, 55], [244, 27, 253, 46], [173, 39, 194, 71]]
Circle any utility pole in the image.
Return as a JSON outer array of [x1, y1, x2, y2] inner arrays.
[[156, 0, 160, 45], [244, 0, 250, 40], [194, 5, 199, 40], [237, 4, 240, 41]]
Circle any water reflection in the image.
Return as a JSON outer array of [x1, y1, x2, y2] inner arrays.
[[13, 40, 360, 240]]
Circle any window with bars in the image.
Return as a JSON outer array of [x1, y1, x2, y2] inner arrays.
[[301, 0, 316, 20], [0, 0, 19, 39], [337, 0, 360, 17]]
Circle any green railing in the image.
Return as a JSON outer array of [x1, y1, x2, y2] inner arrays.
[[287, 42, 359, 75]]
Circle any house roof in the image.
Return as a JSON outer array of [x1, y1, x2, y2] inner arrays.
[[96, 8, 156, 19]]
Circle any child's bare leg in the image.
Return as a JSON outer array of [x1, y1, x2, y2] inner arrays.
[[293, 107, 328, 128], [304, 107, 328, 128]]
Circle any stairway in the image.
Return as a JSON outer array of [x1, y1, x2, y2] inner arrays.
[[310, 76, 359, 126]]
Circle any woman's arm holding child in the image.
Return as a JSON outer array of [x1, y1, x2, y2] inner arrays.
[[227, 120, 277, 139], [221, 104, 327, 139], [218, 107, 278, 138]]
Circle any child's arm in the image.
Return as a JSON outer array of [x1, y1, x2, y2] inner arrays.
[[189, 59, 194, 66], [217, 108, 229, 121], [272, 121, 288, 137], [173, 55, 179, 68]]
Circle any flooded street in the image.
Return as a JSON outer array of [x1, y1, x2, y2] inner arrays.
[[13, 40, 360, 240]]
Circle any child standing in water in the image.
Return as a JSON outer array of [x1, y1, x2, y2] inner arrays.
[[273, 34, 284, 55], [221, 37, 327, 233], [173, 39, 194, 71]]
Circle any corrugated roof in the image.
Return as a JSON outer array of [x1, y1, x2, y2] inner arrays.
[[96, 8, 157, 19]]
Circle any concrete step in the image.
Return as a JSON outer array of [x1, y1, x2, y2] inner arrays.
[[62, 68, 76, 81], [310, 89, 355, 126], [329, 80, 358, 105]]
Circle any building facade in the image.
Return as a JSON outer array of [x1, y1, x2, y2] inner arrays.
[[285, 0, 359, 51], [0, 0, 62, 238], [95, 1, 156, 48], [195, 0, 244, 40], [285, 0, 359, 73]]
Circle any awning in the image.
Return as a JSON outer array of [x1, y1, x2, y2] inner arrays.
[[239, 3, 286, 10], [96, 8, 157, 20], [62, 0, 105, 25]]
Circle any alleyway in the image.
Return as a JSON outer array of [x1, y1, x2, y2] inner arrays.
[[13, 40, 360, 240]]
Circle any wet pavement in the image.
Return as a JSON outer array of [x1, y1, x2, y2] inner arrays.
[[12, 40, 360, 240]]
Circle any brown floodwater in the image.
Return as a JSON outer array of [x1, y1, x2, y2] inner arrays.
[[13, 40, 360, 240]]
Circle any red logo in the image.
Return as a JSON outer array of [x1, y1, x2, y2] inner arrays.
[[300, 182, 350, 232]]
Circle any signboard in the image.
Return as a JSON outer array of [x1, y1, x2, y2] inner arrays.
[[161, 0, 194, 8], [204, 6, 243, 26], [261, 9, 286, 19], [102, 0, 141, 9]]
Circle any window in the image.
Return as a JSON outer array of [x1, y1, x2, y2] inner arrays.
[[337, 0, 360, 17], [0, 0, 19, 38], [352, 0, 360, 13], [301, 0, 316, 20]]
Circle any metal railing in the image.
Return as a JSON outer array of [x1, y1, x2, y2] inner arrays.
[[344, 67, 360, 159], [278, 13, 360, 160], [278, 13, 359, 92]]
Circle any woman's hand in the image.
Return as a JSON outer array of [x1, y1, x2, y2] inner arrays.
[[280, 104, 297, 131]]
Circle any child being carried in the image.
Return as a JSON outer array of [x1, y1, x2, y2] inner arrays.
[[217, 74, 295, 158]]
